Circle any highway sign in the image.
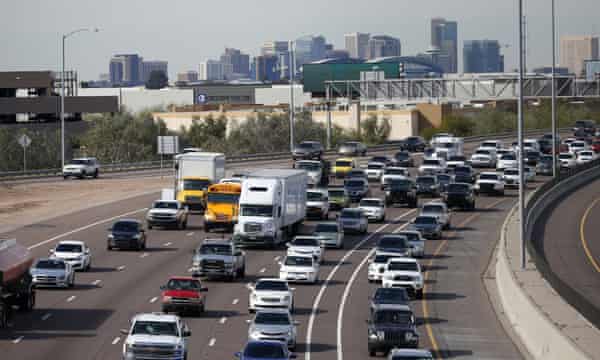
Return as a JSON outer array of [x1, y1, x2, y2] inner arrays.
[[17, 134, 31, 148], [157, 136, 179, 155]]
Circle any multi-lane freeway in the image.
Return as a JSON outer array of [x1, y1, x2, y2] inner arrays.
[[0, 138, 550, 360]]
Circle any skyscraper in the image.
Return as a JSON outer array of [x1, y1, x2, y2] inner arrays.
[[295, 35, 327, 66], [261, 41, 289, 56], [199, 60, 225, 81], [141, 60, 168, 82], [220, 48, 250, 77], [463, 40, 503, 73], [344, 32, 370, 59], [431, 18, 458, 73], [109, 54, 142, 86], [367, 35, 401, 59], [253, 55, 280, 82], [560, 36, 599, 77]]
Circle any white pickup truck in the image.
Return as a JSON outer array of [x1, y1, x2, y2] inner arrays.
[[121, 313, 190, 360]]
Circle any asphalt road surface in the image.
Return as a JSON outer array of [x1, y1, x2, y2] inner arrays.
[[0, 141, 535, 360]]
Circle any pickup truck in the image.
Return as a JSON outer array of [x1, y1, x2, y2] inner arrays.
[[191, 239, 245, 280], [160, 276, 208, 316], [146, 200, 189, 230], [121, 313, 190, 360]]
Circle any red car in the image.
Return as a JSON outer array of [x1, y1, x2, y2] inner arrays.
[[591, 141, 600, 153], [161, 276, 207, 316]]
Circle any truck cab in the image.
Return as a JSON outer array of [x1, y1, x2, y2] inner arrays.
[[204, 183, 242, 232], [174, 152, 226, 212], [176, 177, 212, 212], [121, 313, 190, 360]]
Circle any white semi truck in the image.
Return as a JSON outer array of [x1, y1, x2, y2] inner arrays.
[[173, 152, 225, 211], [234, 169, 307, 247]]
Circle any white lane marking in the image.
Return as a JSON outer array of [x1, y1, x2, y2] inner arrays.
[[140, 253, 149, 258], [304, 209, 417, 360], [186, 232, 194, 236], [274, 256, 281, 262], [187, 267, 193, 273], [208, 338, 216, 347], [41, 313, 52, 321], [117, 265, 126, 271], [336, 221, 413, 360], [92, 279, 102, 286], [259, 267, 266, 273], [12, 336, 23, 344], [27, 208, 148, 250], [245, 282, 253, 290], [163, 242, 172, 247], [112, 337, 121, 345], [150, 297, 158, 303], [66, 295, 76, 303], [232, 298, 239, 305], [219, 317, 227, 324]]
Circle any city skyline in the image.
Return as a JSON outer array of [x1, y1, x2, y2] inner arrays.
[[1, 0, 599, 80]]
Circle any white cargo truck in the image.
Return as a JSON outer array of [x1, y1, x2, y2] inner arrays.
[[174, 152, 225, 211], [234, 169, 307, 247]]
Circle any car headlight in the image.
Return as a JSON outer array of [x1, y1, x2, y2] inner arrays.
[[125, 343, 133, 353], [251, 293, 257, 301], [368, 329, 378, 339], [264, 222, 274, 231], [405, 332, 414, 341], [108, 234, 114, 239], [283, 295, 291, 301], [162, 295, 172, 302], [133, 234, 141, 239]]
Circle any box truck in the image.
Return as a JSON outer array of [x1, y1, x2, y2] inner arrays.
[[0, 239, 35, 328], [174, 152, 225, 211], [233, 169, 307, 247]]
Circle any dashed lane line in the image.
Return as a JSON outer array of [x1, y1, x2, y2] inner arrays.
[[164, 242, 172, 247], [140, 253, 150, 258], [92, 279, 102, 286], [219, 317, 227, 324], [117, 265, 126, 271], [41, 313, 52, 321], [232, 298, 239, 305], [66, 295, 76, 303], [112, 337, 121, 345], [150, 297, 158, 303], [208, 338, 216, 347], [12, 336, 24, 344]]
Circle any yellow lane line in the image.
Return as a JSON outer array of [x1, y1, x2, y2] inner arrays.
[[422, 197, 506, 359], [579, 197, 600, 273]]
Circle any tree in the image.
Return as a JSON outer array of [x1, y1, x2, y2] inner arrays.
[[360, 115, 391, 145], [145, 70, 168, 90]]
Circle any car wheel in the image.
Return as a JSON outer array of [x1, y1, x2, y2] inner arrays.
[[63, 175, 68, 180], [369, 349, 376, 357], [416, 289, 424, 299], [148, 224, 153, 230], [107, 243, 112, 251], [69, 275, 75, 288], [93, 170, 99, 179]]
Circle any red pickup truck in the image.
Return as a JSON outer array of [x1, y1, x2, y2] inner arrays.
[[160, 276, 207, 316]]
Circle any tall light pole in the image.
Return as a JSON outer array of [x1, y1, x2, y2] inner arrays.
[[517, 0, 526, 269], [551, 0, 558, 177], [289, 41, 295, 153], [61, 28, 99, 169]]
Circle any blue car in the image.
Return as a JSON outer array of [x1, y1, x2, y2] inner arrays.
[[235, 340, 296, 360]]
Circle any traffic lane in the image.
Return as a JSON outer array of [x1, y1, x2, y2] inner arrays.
[[332, 194, 514, 360], [543, 177, 600, 319]]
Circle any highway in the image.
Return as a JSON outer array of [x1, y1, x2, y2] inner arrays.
[[0, 141, 532, 359], [540, 176, 600, 329]]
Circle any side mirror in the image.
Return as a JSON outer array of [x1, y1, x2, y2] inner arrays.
[[290, 287, 296, 291], [49, 249, 55, 254], [183, 329, 191, 337], [200, 287, 208, 292], [120, 328, 129, 335], [140, 229, 146, 233], [278, 261, 283, 266], [290, 354, 297, 359], [246, 319, 252, 324], [234, 352, 242, 358], [160, 285, 166, 290], [293, 320, 300, 325], [85, 249, 90, 254]]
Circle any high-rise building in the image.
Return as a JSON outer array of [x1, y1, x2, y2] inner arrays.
[[253, 55, 280, 82], [344, 32, 370, 59], [109, 54, 142, 86], [261, 41, 289, 56], [220, 48, 250, 77], [463, 40, 503, 73], [141, 60, 168, 82], [431, 18, 458, 73], [295, 35, 327, 66], [368, 35, 401, 59], [560, 36, 599, 77], [585, 60, 600, 80], [177, 71, 199, 83], [325, 49, 350, 60], [199, 60, 225, 81]]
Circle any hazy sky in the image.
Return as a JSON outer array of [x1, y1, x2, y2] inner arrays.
[[1, 0, 598, 80]]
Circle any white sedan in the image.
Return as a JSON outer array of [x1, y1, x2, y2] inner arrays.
[[559, 152, 577, 168], [50, 240, 91, 271], [248, 278, 294, 313], [577, 150, 597, 164], [474, 172, 505, 196], [287, 236, 323, 263], [358, 198, 386, 223], [279, 255, 319, 284]]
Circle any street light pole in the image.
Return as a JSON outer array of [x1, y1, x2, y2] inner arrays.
[[60, 28, 98, 169], [517, 0, 526, 269], [551, 0, 558, 177], [289, 41, 295, 153]]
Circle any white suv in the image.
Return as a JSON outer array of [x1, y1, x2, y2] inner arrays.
[[63, 157, 100, 179], [249, 278, 294, 313], [121, 313, 190, 360], [381, 258, 424, 299]]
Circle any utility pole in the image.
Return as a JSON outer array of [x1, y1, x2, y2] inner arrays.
[[289, 41, 295, 152], [518, 0, 526, 269], [551, 0, 558, 177]]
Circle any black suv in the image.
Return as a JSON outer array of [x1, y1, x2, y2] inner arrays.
[[443, 182, 475, 211], [401, 136, 426, 152], [453, 165, 476, 184], [415, 176, 440, 197], [393, 151, 414, 167], [292, 141, 323, 160], [107, 219, 147, 251], [383, 178, 418, 208], [367, 304, 419, 356]]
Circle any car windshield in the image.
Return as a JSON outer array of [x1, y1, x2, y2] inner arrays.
[[345, 180, 365, 187], [371, 157, 388, 163], [559, 154, 574, 159], [479, 174, 499, 180], [131, 321, 178, 336], [414, 216, 437, 225], [255, 281, 289, 291], [360, 199, 382, 207], [183, 179, 211, 191], [526, 151, 540, 158], [244, 343, 286, 358], [55, 243, 83, 253], [70, 159, 91, 165], [385, 179, 411, 190], [423, 159, 440, 166], [448, 156, 465, 161], [407, 137, 421, 144], [501, 154, 516, 160], [240, 205, 273, 217], [35, 259, 65, 269], [341, 210, 362, 219], [328, 190, 345, 198], [166, 278, 201, 290], [307, 192, 325, 201], [417, 177, 435, 185], [368, 163, 384, 169], [297, 162, 320, 171], [154, 201, 178, 209], [422, 205, 443, 213], [386, 169, 406, 175], [540, 156, 553, 163], [391, 355, 432, 360], [285, 256, 313, 267], [342, 142, 358, 148], [504, 169, 519, 175], [373, 254, 396, 264], [454, 166, 471, 174], [112, 221, 139, 232], [395, 152, 409, 160], [377, 236, 408, 249], [476, 150, 491, 155], [314, 223, 338, 233], [388, 262, 418, 271], [292, 238, 319, 247], [298, 142, 315, 149], [398, 232, 419, 242], [580, 151, 594, 156], [447, 183, 469, 193], [436, 175, 451, 182], [336, 161, 352, 167], [207, 193, 240, 204], [198, 244, 232, 255], [254, 312, 291, 325], [482, 142, 497, 148], [373, 310, 413, 325], [374, 288, 409, 302]]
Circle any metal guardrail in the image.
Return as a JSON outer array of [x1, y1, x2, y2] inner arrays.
[[0, 128, 568, 181], [525, 156, 600, 329]]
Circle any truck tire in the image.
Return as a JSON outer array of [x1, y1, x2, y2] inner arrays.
[[0, 303, 7, 329], [18, 289, 35, 312], [182, 221, 187, 230], [93, 169, 99, 178]]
